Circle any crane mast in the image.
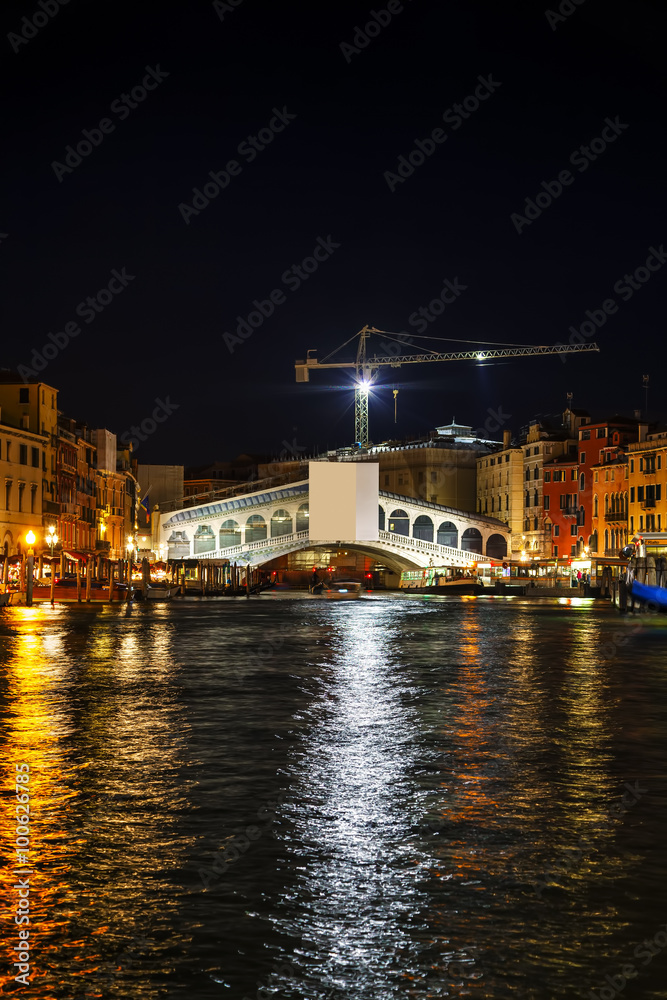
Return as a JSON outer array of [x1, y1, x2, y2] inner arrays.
[[296, 325, 600, 448]]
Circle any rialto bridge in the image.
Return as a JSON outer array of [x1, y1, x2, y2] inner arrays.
[[154, 464, 510, 574]]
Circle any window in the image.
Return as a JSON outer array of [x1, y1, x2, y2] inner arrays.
[[430, 471, 437, 484], [18, 483, 24, 512], [657, 485, 662, 501], [544, 471, 551, 483], [630, 487, 635, 503], [31, 448, 39, 468], [19, 445, 27, 465], [30, 485, 37, 513], [533, 489, 538, 506], [597, 428, 606, 438], [571, 469, 577, 480], [594, 495, 598, 517], [19, 388, 29, 403], [533, 517, 538, 530], [384, 474, 389, 486], [5, 482, 11, 510], [580, 452, 585, 464], [630, 459, 634, 473], [505, 454, 509, 463], [571, 523, 577, 536], [544, 496, 550, 511], [638, 486, 644, 502], [571, 544, 577, 556], [553, 545, 558, 556], [553, 470, 564, 482], [525, 491, 531, 507], [659, 456, 662, 470], [639, 516, 644, 531], [525, 468, 530, 481], [490, 458, 495, 466], [525, 448, 530, 457], [505, 494, 509, 510], [430, 495, 437, 503], [418, 471, 424, 483], [581, 430, 590, 440], [579, 473, 585, 491], [594, 471, 598, 483], [630, 515, 634, 532], [553, 524, 559, 537], [533, 447, 539, 455]]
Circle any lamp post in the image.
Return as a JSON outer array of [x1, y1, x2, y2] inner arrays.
[[47, 526, 58, 605], [25, 531, 36, 607], [126, 536, 134, 602]]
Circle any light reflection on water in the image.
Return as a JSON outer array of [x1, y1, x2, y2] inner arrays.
[[0, 597, 666, 999]]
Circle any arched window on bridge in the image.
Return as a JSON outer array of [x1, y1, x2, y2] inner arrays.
[[378, 506, 385, 531], [245, 514, 267, 543], [387, 509, 409, 536], [437, 521, 458, 547], [461, 527, 483, 554], [296, 503, 309, 533], [413, 514, 433, 542], [271, 508, 293, 537], [193, 525, 215, 554], [219, 520, 241, 547], [486, 533, 507, 558]]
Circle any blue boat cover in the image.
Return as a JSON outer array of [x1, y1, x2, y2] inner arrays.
[[631, 580, 667, 607]]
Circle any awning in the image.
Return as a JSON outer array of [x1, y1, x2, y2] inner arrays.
[[64, 550, 90, 562]]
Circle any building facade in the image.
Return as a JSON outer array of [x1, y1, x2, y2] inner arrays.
[[476, 431, 524, 557], [627, 430, 667, 543]]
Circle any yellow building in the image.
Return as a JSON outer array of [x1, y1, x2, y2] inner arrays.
[[0, 378, 59, 557], [476, 431, 524, 556], [627, 430, 667, 542]]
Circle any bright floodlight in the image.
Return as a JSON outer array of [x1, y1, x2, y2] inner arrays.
[[358, 380, 370, 393], [476, 352, 485, 361]]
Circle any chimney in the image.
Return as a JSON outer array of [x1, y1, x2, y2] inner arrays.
[[503, 430, 511, 449], [634, 409, 641, 420], [638, 423, 648, 443]]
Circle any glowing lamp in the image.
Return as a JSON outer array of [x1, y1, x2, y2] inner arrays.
[[25, 531, 36, 546]]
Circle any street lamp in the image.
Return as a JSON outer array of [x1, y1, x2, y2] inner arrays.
[[25, 531, 36, 607], [126, 536, 134, 602], [46, 526, 58, 556]]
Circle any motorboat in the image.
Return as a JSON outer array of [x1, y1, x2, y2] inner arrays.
[[321, 580, 364, 600]]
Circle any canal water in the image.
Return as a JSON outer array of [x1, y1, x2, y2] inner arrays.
[[1, 594, 667, 999]]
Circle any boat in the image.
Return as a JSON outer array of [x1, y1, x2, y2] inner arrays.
[[146, 584, 181, 601], [400, 567, 484, 595], [424, 579, 485, 596], [321, 580, 363, 600], [630, 580, 667, 608]]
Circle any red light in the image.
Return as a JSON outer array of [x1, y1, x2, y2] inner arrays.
[[365, 573, 372, 578]]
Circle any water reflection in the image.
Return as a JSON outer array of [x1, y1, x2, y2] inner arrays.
[[269, 602, 428, 998], [0, 605, 192, 999]]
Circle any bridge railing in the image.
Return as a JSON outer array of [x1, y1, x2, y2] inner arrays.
[[377, 530, 487, 562], [194, 530, 309, 561]]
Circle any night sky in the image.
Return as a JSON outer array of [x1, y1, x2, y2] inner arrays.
[[2, 0, 666, 466]]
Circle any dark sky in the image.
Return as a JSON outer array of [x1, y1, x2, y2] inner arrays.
[[2, 0, 666, 466]]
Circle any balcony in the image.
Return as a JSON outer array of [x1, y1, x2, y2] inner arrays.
[[641, 499, 656, 509], [60, 501, 81, 516], [95, 539, 110, 551], [605, 510, 627, 522], [43, 499, 60, 515], [560, 506, 579, 516]]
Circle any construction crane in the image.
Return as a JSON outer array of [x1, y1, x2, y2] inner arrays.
[[295, 325, 600, 448]]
